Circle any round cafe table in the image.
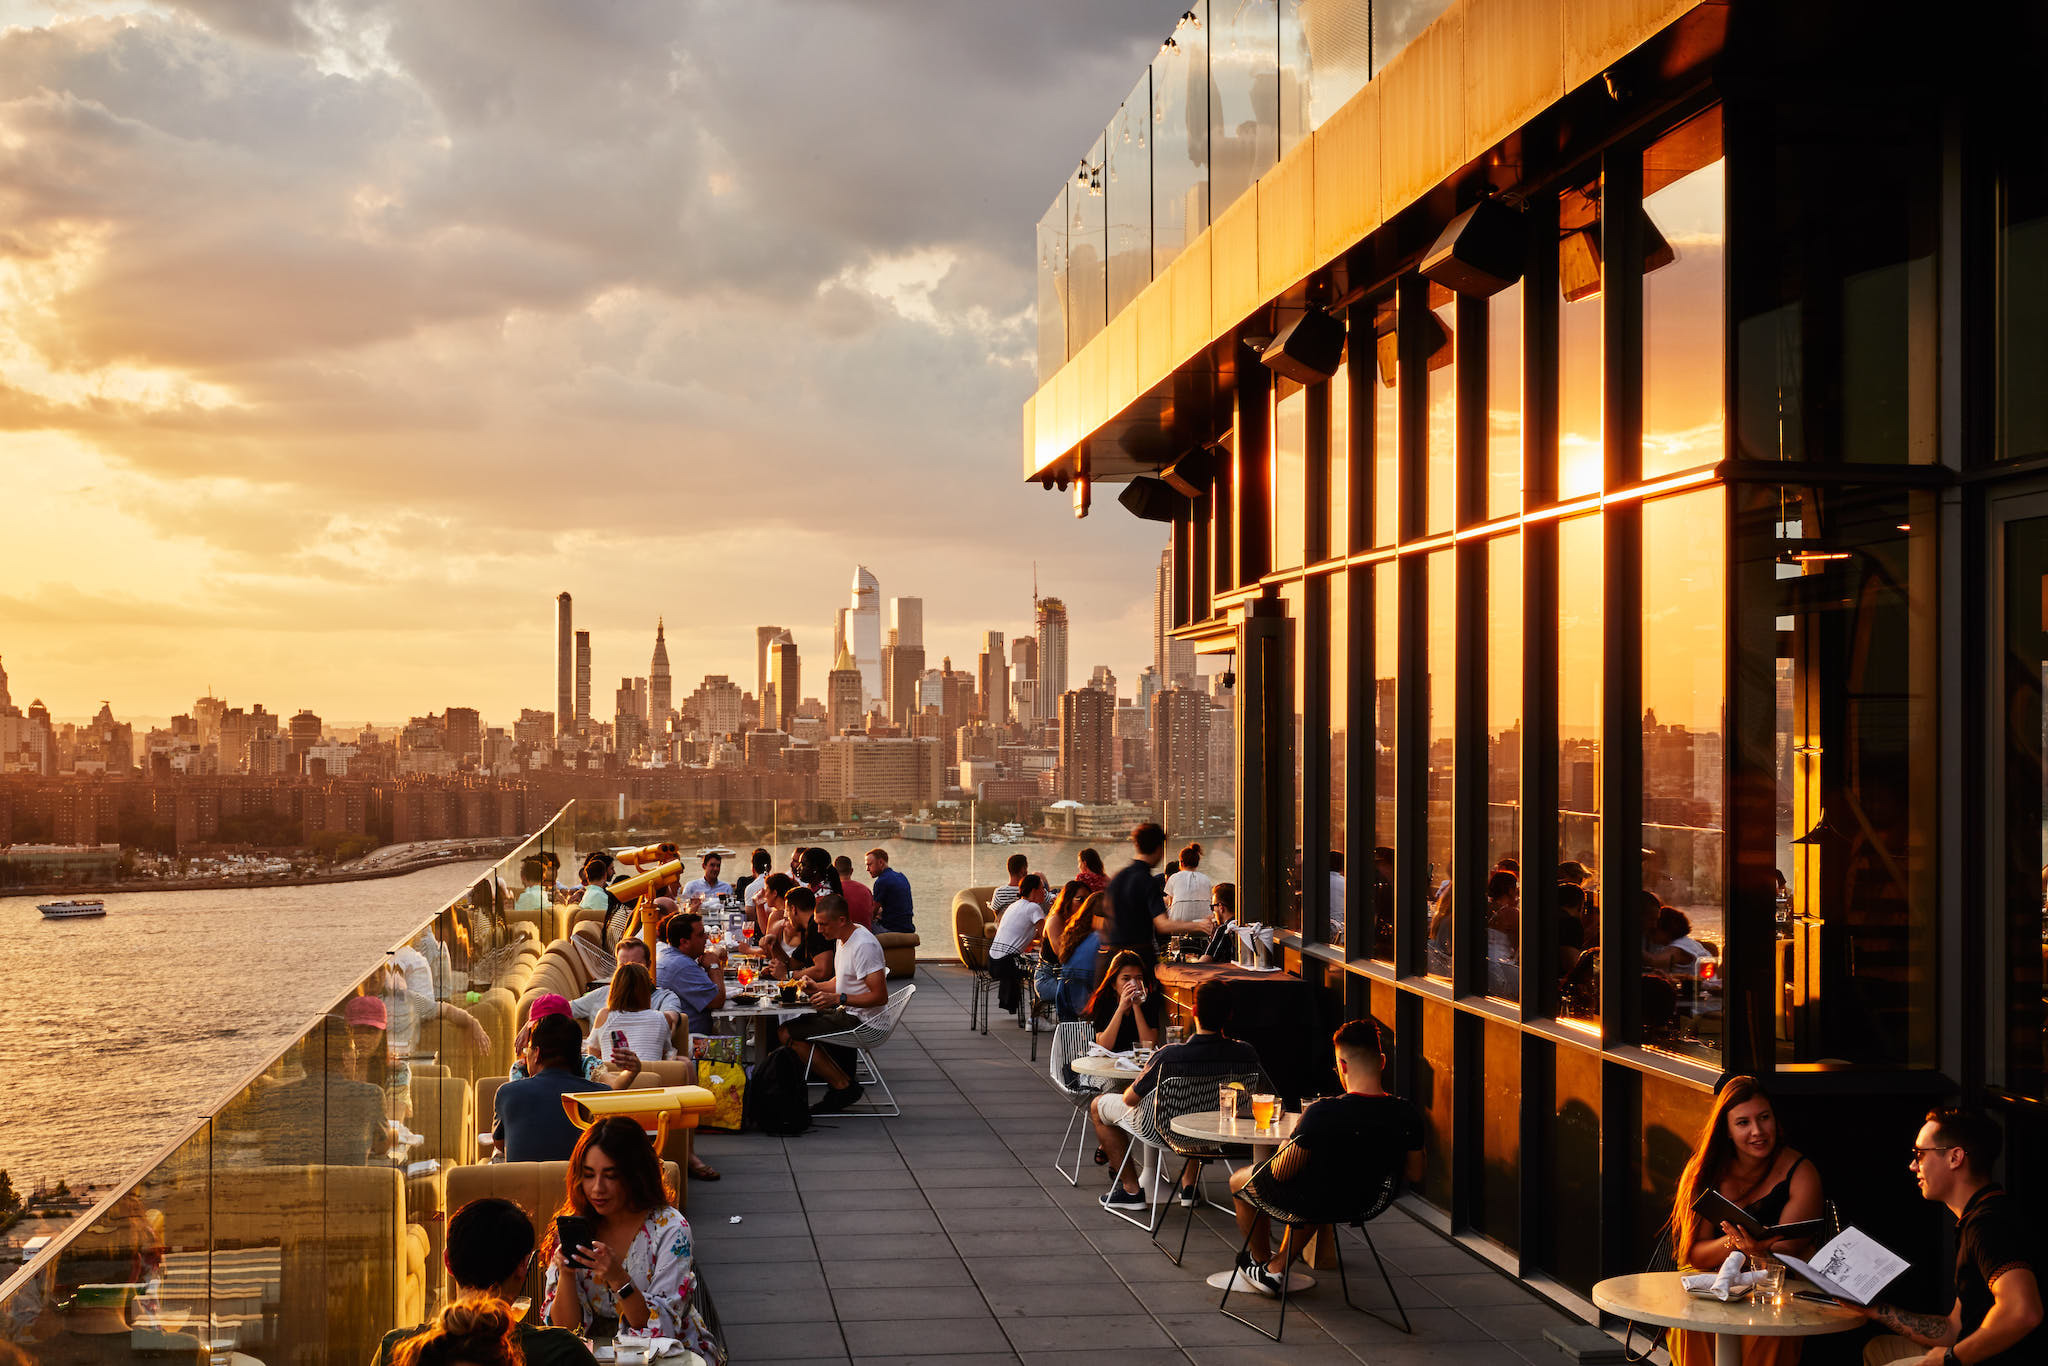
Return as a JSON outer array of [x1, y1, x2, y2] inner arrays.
[[1592, 1272, 1862, 1366], [1069, 1054, 1146, 1083], [1169, 1109, 1313, 1293]]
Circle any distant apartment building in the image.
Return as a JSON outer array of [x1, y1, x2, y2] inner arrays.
[[1058, 687, 1115, 803], [1035, 597, 1069, 714], [444, 707, 482, 765], [816, 733, 942, 808], [1151, 686, 1211, 838], [976, 632, 1008, 726]]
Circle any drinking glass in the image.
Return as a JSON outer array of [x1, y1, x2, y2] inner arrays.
[[1251, 1093, 1278, 1130], [1753, 1259, 1785, 1309], [737, 966, 754, 988]]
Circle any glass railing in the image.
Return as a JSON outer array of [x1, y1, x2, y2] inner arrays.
[[1035, 0, 1452, 383], [0, 804, 582, 1365]]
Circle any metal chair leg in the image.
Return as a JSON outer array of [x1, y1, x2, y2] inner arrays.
[[1100, 1140, 1168, 1233], [1349, 1222, 1411, 1333], [1154, 1161, 1201, 1266], [826, 1048, 899, 1118], [1217, 1223, 1290, 1343], [1052, 1104, 1086, 1186]]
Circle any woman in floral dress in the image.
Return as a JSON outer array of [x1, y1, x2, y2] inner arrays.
[[543, 1117, 722, 1363]]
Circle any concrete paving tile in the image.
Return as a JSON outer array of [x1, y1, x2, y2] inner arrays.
[[944, 1229, 1097, 1259], [1409, 1271, 1541, 1307], [1153, 1309, 1338, 1348], [701, 1212, 812, 1239], [839, 1316, 1005, 1358], [851, 1356, 1019, 1366], [964, 1255, 1114, 1287], [802, 1187, 933, 1212], [718, 1286, 842, 1324], [976, 1280, 1146, 1318], [691, 1189, 804, 1214], [1306, 1305, 1497, 1345], [998, 1315, 1176, 1353], [726, 1322, 849, 1360], [1322, 1343, 1531, 1366], [1381, 1243, 1497, 1276], [1459, 1302, 1577, 1340], [814, 1232, 959, 1260], [1179, 1348, 1364, 1366], [922, 1187, 1059, 1211], [831, 1286, 997, 1321], [696, 1234, 817, 1263], [832, 1208, 946, 1236], [1018, 1352, 1193, 1366], [915, 1166, 1032, 1188], [824, 1257, 976, 1290]]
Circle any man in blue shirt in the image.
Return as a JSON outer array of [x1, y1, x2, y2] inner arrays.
[[493, 1014, 589, 1162], [656, 910, 724, 1035], [866, 848, 915, 934], [681, 852, 733, 900]]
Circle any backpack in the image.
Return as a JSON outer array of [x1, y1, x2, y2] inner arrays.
[[744, 1046, 811, 1136]]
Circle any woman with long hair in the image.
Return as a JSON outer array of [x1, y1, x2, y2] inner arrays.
[[391, 1296, 524, 1366], [589, 963, 675, 1063], [1665, 1076, 1825, 1366], [1075, 847, 1109, 895], [1034, 882, 1101, 1021], [544, 1117, 722, 1362], [1086, 950, 1163, 1052]]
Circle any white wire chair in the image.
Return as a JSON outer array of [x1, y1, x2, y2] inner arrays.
[[1100, 1088, 1173, 1233], [1151, 1069, 1263, 1264], [798, 983, 916, 1118], [1047, 1022, 1100, 1186]]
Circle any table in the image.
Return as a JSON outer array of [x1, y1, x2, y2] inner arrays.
[[710, 1000, 815, 1067], [1169, 1110, 1315, 1292], [1153, 963, 1337, 1105], [1070, 1054, 1146, 1083], [1592, 1272, 1862, 1366]]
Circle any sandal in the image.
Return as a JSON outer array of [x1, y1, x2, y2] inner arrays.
[[688, 1158, 721, 1182], [1093, 1146, 1108, 1166]]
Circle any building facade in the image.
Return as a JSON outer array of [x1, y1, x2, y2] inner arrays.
[[1057, 686, 1115, 804], [1019, 0, 2048, 1323]]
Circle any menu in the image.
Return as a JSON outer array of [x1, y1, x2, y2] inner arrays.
[[1778, 1227, 1909, 1306]]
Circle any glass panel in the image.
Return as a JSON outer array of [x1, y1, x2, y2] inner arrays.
[[1422, 550, 1455, 980], [1329, 358, 1351, 558], [1418, 997, 1455, 1207], [1640, 489, 1725, 1063], [1036, 188, 1067, 381], [1999, 513, 2048, 1098], [1487, 535, 1523, 1004], [1068, 131, 1108, 355], [1107, 70, 1153, 320], [2001, 139, 2048, 459], [1301, 0, 1371, 128], [1474, 1021, 1522, 1250], [1371, 564, 1398, 961], [1210, 0, 1279, 213], [1274, 380, 1307, 570], [1642, 1072, 1713, 1274], [1328, 570, 1350, 949], [1281, 581, 1308, 935], [1279, 0, 1312, 155], [1558, 515, 1603, 1026], [1559, 177, 1604, 501], [1372, 0, 1453, 76], [1541, 1043, 1603, 1293], [1426, 285, 1458, 533], [1756, 486, 1939, 1067], [1151, 3, 1209, 275], [1374, 295, 1400, 546], [1487, 280, 1523, 519], [1643, 108, 1726, 478], [1734, 109, 1938, 463]]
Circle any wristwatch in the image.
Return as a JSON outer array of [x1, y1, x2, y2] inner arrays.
[[614, 1281, 639, 1299], [1942, 1348, 1959, 1366]]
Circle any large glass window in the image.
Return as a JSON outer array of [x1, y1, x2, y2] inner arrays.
[[1151, 4, 1209, 275], [1068, 131, 1108, 354], [1558, 514, 1603, 1025], [1106, 70, 1153, 320], [1559, 178, 1604, 501], [1640, 489, 1725, 1062], [1210, 0, 1279, 211], [1488, 281, 1523, 520], [1036, 188, 1068, 381], [1422, 549, 1456, 980], [1328, 570, 1351, 949], [1999, 512, 2048, 1099], [1330, 359, 1351, 558], [1281, 579, 1307, 935], [1372, 563, 1397, 960], [1426, 285, 1458, 534], [1274, 380, 1307, 571], [1487, 535, 1523, 1003], [1374, 294, 1400, 546], [1475, 1020, 1523, 1250], [2001, 141, 2048, 459], [1753, 485, 1939, 1068], [1643, 109, 1726, 478]]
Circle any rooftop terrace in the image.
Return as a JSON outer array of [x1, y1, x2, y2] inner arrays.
[[693, 963, 1600, 1366]]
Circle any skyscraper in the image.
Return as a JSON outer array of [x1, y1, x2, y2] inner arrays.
[[556, 592, 574, 738], [574, 630, 592, 736], [445, 707, 482, 764], [1152, 685, 1212, 837], [889, 597, 923, 650], [828, 643, 864, 736], [1057, 687, 1115, 803], [0, 656, 11, 714], [650, 618, 672, 723], [881, 631, 925, 729], [1010, 635, 1038, 724], [847, 566, 883, 705], [1035, 596, 1069, 716], [978, 631, 1009, 726], [1155, 548, 1196, 686], [768, 631, 801, 734]]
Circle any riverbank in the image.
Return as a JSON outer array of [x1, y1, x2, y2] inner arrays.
[[0, 838, 518, 902]]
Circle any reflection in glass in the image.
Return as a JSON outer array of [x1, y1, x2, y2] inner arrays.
[[1640, 490, 1725, 1062], [1279, 0, 1312, 154], [1068, 131, 1108, 355], [1106, 69, 1154, 319], [1488, 280, 1523, 519], [1558, 515, 1602, 1024], [1036, 188, 1067, 381], [1643, 110, 1726, 478], [1543, 1043, 1604, 1292], [1559, 179, 1603, 500], [1303, 0, 1371, 126], [1487, 535, 1522, 1003], [1374, 295, 1399, 545], [1373, 0, 1455, 76], [1419, 997, 1455, 1206], [1427, 286, 1458, 533], [1372, 564, 1397, 960], [2001, 141, 2048, 458], [1329, 358, 1350, 558], [1758, 485, 1938, 1067], [1282, 580, 1307, 934], [1475, 1022, 1522, 1250], [1274, 380, 1307, 571], [1999, 515, 2048, 1098], [1329, 570, 1351, 948], [1210, 0, 1279, 213], [1151, 3, 1209, 275], [1422, 550, 1456, 980]]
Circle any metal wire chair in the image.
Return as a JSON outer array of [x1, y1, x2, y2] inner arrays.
[[1219, 1161, 1410, 1343], [1047, 1021, 1099, 1186], [956, 934, 997, 1034], [1151, 1069, 1265, 1265], [797, 983, 917, 1118]]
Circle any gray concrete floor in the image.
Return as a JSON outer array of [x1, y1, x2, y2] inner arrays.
[[690, 964, 1584, 1366]]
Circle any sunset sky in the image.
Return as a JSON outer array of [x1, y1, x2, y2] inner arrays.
[[0, 1, 1174, 724]]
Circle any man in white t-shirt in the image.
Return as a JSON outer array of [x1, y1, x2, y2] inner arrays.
[[989, 873, 1048, 1018], [781, 892, 890, 1113]]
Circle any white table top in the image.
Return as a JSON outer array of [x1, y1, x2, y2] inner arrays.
[[713, 1001, 813, 1019], [1070, 1054, 1146, 1080], [1591, 1273, 1863, 1339], [1170, 1108, 1299, 1148]]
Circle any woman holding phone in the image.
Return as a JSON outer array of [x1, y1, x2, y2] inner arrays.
[[1665, 1076, 1826, 1365], [544, 1116, 721, 1362], [589, 963, 677, 1064]]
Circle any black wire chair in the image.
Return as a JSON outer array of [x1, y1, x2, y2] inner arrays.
[[957, 933, 997, 1034], [1218, 1159, 1411, 1343], [1151, 1070, 1263, 1265]]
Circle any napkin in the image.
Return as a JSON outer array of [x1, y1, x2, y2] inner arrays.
[[1680, 1252, 1765, 1300], [1084, 1044, 1136, 1060]]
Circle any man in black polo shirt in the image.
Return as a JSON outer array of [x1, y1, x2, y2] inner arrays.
[[1100, 822, 1212, 979], [1859, 1107, 2043, 1365]]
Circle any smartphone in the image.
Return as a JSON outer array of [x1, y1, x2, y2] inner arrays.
[[554, 1214, 599, 1261], [610, 1029, 628, 1056]]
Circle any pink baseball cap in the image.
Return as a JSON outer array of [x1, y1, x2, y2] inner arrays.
[[527, 993, 573, 1021], [344, 995, 387, 1030]]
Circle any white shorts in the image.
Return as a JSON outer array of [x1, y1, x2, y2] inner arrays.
[[1093, 1091, 1146, 1137]]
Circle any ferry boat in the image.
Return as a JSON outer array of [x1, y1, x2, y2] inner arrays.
[[37, 898, 107, 920]]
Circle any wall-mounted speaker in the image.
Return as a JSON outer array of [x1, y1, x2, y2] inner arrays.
[[1161, 446, 1216, 498], [1118, 477, 1183, 523], [1258, 308, 1345, 384]]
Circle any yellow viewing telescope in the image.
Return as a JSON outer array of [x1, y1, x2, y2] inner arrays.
[[614, 843, 679, 867], [605, 859, 683, 899]]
